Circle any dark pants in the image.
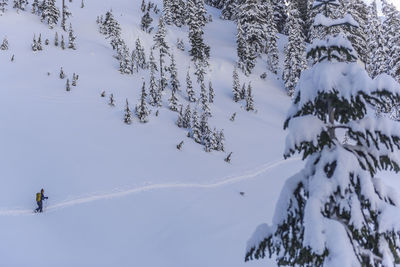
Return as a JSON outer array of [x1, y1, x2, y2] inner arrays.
[[35, 201, 43, 213]]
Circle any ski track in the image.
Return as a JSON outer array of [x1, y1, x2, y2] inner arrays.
[[0, 157, 301, 216]]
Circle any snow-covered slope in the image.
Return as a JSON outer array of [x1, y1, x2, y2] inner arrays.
[[0, 1, 398, 266]]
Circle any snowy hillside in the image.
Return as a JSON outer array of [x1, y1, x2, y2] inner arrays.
[[0, 1, 303, 266], [1, 0, 400, 266]]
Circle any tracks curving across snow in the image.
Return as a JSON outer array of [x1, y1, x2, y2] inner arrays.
[[0, 157, 301, 216]]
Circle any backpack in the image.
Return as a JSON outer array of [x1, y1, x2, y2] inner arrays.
[[36, 192, 41, 202]]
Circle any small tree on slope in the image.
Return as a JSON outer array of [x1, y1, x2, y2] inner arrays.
[[136, 81, 150, 123], [245, 0, 400, 266]]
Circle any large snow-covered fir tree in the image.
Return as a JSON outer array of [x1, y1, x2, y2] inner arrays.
[[246, 0, 400, 266]]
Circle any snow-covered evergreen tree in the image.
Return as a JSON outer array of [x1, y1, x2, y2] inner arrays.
[[68, 23, 76, 49], [140, 11, 153, 33], [169, 53, 180, 92], [200, 80, 211, 117], [344, 0, 368, 64], [59, 67, 65, 79], [191, 110, 202, 143], [176, 105, 184, 127], [271, 0, 287, 33], [102, 10, 123, 51], [283, 2, 307, 96], [245, 82, 254, 111], [208, 81, 214, 103], [0, 37, 8, 50], [149, 49, 162, 107], [13, 0, 27, 12], [61, 0, 72, 31], [0, 0, 8, 14], [186, 69, 196, 102], [37, 34, 43, 51], [216, 129, 225, 151], [124, 99, 132, 124], [32, 0, 39, 14], [382, 0, 400, 83], [182, 104, 191, 128], [153, 16, 169, 91], [54, 31, 59, 46], [109, 93, 115, 106], [32, 34, 38, 51], [246, 1, 400, 265], [187, 0, 210, 65], [162, 0, 172, 25], [119, 43, 132, 74], [168, 84, 179, 112], [136, 81, 150, 123], [237, 0, 268, 55], [170, 0, 186, 27], [177, 38, 185, 51], [366, 0, 388, 79], [134, 38, 147, 70], [41, 0, 60, 29], [232, 66, 240, 102], [141, 0, 146, 12], [237, 20, 255, 75], [221, 0, 239, 21], [309, 0, 344, 42], [264, 0, 279, 74], [72, 73, 77, 86], [240, 82, 246, 100], [61, 35, 65, 49], [65, 78, 71, 91]]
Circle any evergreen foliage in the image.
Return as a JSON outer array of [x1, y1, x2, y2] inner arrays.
[[149, 49, 162, 107], [366, 0, 388, 79], [208, 81, 214, 103], [186, 69, 196, 102], [140, 11, 153, 33], [41, 0, 60, 29], [245, 82, 254, 111], [0, 0, 7, 14], [153, 16, 169, 91], [61, 0, 72, 31], [232, 66, 240, 102], [187, 0, 210, 65], [136, 81, 150, 122], [246, 1, 400, 266], [68, 23, 76, 49], [169, 53, 180, 92], [13, 0, 27, 12], [382, 0, 400, 83], [283, 2, 307, 96], [124, 99, 132, 124], [0, 37, 8, 50]]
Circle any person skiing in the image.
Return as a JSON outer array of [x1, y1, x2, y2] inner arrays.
[[35, 188, 48, 213]]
